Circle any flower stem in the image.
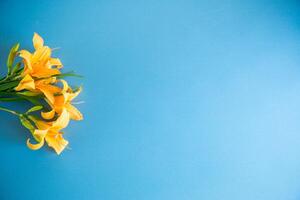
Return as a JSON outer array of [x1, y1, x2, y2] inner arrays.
[[0, 106, 20, 116]]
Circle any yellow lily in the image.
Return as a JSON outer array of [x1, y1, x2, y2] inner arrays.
[[27, 109, 70, 155], [20, 32, 62, 78], [42, 80, 83, 121], [15, 33, 63, 104]]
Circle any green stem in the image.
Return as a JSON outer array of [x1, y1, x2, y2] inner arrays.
[[0, 106, 20, 116]]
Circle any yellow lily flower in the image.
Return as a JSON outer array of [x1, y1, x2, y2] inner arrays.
[[20, 32, 62, 78], [15, 33, 63, 104], [42, 80, 83, 121], [27, 109, 70, 155]]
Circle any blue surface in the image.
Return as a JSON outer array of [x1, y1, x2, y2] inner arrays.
[[1, 0, 300, 199]]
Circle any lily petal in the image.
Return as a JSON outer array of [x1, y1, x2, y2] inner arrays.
[[45, 133, 69, 155], [36, 83, 61, 104], [19, 50, 32, 71], [33, 32, 44, 50], [32, 46, 51, 65], [60, 79, 69, 93], [66, 103, 83, 121], [15, 74, 35, 91], [67, 87, 82, 102], [49, 58, 63, 68], [34, 120, 52, 130], [52, 95, 65, 112], [26, 138, 45, 150], [32, 66, 60, 78], [52, 109, 70, 130], [41, 109, 56, 120], [33, 129, 48, 142]]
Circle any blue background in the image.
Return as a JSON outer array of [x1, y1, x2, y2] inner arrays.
[[0, 0, 300, 199]]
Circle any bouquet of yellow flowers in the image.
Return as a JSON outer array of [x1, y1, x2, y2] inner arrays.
[[0, 33, 83, 155]]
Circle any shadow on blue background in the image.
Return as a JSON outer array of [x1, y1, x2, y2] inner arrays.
[[1, 0, 300, 199]]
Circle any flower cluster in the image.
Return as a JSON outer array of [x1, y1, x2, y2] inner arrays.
[[0, 33, 83, 154]]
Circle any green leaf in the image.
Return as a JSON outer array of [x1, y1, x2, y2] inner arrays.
[[0, 80, 19, 91], [7, 43, 20, 74], [0, 97, 24, 102], [54, 71, 83, 78], [26, 105, 43, 114], [19, 115, 35, 133], [0, 91, 14, 96], [16, 94, 43, 106], [34, 71, 83, 82]]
